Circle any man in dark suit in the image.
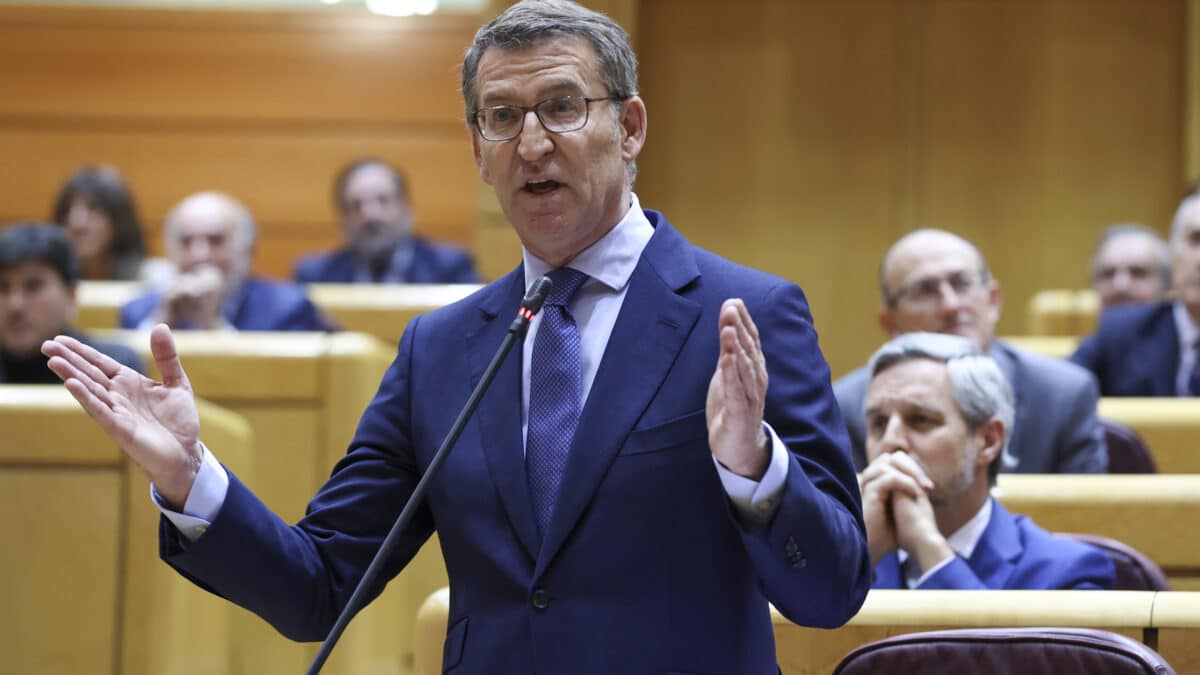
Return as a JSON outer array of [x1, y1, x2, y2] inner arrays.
[[293, 158, 480, 284], [42, 2, 870, 674], [120, 191, 334, 332], [835, 228, 1106, 474], [0, 223, 142, 381], [860, 332, 1114, 590], [1071, 193, 1200, 396]]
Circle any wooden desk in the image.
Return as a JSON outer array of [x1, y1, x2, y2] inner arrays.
[[1098, 398, 1200, 474], [0, 385, 252, 675], [306, 282, 481, 347]]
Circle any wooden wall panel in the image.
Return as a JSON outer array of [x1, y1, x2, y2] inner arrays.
[[0, 5, 483, 280], [635, 0, 1185, 376]]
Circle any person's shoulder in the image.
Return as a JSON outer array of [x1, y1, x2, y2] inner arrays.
[[998, 340, 1095, 391], [292, 249, 349, 282], [1095, 301, 1174, 336], [833, 365, 870, 400], [645, 209, 795, 297], [413, 235, 472, 259], [415, 267, 520, 329]]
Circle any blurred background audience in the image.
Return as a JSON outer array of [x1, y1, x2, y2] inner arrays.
[[0, 222, 142, 382]]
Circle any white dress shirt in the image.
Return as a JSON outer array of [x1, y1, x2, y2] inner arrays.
[[157, 192, 789, 540]]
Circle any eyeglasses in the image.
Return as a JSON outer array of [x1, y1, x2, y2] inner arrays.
[[887, 270, 986, 308], [472, 95, 626, 142]]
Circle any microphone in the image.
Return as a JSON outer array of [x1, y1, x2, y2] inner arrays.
[[307, 276, 552, 675], [510, 275, 553, 336]]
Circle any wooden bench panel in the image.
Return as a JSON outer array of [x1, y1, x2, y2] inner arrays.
[[1099, 398, 1200, 474]]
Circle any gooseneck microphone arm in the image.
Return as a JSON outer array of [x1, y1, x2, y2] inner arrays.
[[307, 276, 553, 675]]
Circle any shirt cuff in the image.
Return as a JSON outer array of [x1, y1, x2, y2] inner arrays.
[[714, 422, 789, 529], [150, 442, 230, 543], [913, 554, 957, 588]]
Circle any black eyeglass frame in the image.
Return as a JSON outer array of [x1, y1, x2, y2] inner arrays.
[[471, 94, 631, 142]]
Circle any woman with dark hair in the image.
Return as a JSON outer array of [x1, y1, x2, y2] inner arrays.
[[50, 165, 171, 283]]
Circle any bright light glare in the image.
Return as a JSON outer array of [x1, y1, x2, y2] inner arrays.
[[365, 0, 438, 16]]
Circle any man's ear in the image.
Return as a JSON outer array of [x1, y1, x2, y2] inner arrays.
[[974, 415, 1006, 469], [469, 125, 493, 186], [878, 305, 899, 337], [618, 95, 647, 163]]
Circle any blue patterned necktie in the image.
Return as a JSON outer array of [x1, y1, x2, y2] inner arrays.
[[1188, 340, 1200, 397], [526, 267, 589, 538]]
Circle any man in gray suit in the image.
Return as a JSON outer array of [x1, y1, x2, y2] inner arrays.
[[834, 228, 1106, 474]]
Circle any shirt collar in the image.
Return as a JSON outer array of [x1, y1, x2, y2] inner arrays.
[[1173, 301, 1199, 354], [522, 192, 654, 293]]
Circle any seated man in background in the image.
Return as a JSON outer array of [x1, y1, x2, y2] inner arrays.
[[121, 191, 335, 331], [862, 332, 1114, 590], [1072, 192, 1200, 395], [1090, 223, 1170, 308], [293, 157, 480, 284], [0, 223, 142, 381], [835, 228, 1106, 474]]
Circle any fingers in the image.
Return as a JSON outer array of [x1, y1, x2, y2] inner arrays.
[[717, 299, 767, 400], [43, 335, 121, 386], [860, 458, 926, 501], [150, 324, 189, 388], [863, 451, 934, 491]]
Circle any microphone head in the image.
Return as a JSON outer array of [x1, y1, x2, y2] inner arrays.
[[521, 276, 553, 315]]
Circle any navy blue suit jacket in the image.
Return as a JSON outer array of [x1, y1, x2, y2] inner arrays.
[[1070, 302, 1181, 396], [119, 276, 334, 332], [872, 499, 1114, 590], [159, 211, 871, 675], [835, 341, 1107, 474], [293, 236, 480, 284]]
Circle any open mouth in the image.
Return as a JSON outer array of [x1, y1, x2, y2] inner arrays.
[[524, 179, 562, 195]]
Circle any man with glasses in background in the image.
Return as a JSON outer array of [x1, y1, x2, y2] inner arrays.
[[834, 228, 1107, 474]]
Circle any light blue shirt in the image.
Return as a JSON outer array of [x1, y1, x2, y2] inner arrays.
[[157, 192, 788, 539]]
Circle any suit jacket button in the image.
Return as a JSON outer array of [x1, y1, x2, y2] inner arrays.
[[789, 552, 807, 568], [531, 589, 550, 609]]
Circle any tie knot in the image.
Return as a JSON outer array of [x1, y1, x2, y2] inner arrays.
[[545, 267, 589, 307]]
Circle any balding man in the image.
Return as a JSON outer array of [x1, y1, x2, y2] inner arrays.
[[120, 192, 334, 331], [293, 158, 480, 284], [1072, 193, 1200, 395], [834, 228, 1106, 474]]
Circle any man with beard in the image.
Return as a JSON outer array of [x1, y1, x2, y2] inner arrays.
[[0, 223, 141, 382], [861, 332, 1113, 590], [835, 228, 1106, 474], [293, 158, 480, 284], [1072, 192, 1200, 395]]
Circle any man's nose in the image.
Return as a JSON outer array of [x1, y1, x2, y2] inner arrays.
[[516, 110, 553, 162], [880, 416, 908, 453]]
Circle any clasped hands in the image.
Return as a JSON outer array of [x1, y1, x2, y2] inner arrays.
[[859, 452, 954, 575]]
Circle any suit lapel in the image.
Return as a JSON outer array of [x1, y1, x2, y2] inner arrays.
[[535, 215, 702, 576], [965, 499, 1021, 588], [466, 269, 541, 561]]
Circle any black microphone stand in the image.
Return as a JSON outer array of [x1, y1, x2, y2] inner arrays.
[[306, 276, 553, 675]]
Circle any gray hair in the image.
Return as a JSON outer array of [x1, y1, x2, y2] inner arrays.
[[867, 332, 1016, 483], [164, 191, 257, 253], [1089, 223, 1171, 288], [461, 0, 639, 122], [1170, 193, 1200, 243]]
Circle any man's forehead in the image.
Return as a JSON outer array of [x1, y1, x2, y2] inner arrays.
[[476, 37, 600, 100], [0, 260, 58, 282]]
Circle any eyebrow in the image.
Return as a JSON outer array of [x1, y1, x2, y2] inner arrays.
[[480, 78, 587, 107]]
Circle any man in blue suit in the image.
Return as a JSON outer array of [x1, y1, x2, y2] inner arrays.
[[293, 158, 481, 284], [860, 332, 1114, 590], [1071, 193, 1200, 396], [835, 229, 1106, 474], [42, 2, 871, 674], [120, 191, 334, 332]]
